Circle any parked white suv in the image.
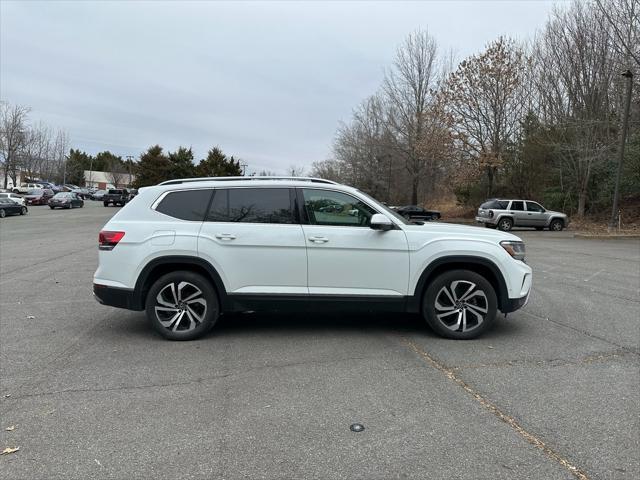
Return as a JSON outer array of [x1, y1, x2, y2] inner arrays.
[[94, 177, 532, 340]]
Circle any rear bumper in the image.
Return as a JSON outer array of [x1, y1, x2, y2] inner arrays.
[[93, 284, 143, 311], [475, 216, 494, 224]]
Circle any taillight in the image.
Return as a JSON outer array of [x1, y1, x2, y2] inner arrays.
[[99, 231, 125, 251]]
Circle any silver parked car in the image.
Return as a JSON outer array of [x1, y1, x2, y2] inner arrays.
[[476, 199, 569, 231]]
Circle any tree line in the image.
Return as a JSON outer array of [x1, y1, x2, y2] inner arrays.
[[0, 101, 243, 189], [312, 0, 639, 217], [0, 103, 70, 188]]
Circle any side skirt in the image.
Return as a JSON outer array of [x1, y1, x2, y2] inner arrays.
[[226, 294, 409, 313]]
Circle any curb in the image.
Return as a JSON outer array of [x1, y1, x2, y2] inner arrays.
[[573, 233, 640, 240]]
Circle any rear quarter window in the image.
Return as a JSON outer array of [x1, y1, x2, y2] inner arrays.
[[155, 189, 213, 221], [480, 200, 509, 209]]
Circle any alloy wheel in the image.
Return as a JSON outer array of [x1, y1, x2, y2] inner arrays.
[[434, 280, 488, 332], [154, 281, 207, 333]]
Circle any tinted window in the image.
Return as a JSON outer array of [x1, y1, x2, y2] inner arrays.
[[303, 189, 376, 227], [480, 200, 509, 209], [526, 201, 544, 212], [510, 201, 525, 211], [207, 188, 294, 224], [156, 189, 212, 221]]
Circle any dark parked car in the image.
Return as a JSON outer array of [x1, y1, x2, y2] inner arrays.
[[0, 198, 28, 218], [90, 189, 108, 201], [49, 192, 85, 209], [23, 188, 54, 205], [103, 189, 130, 207], [394, 205, 441, 221]]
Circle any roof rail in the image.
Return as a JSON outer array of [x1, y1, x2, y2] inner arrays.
[[159, 176, 339, 186]]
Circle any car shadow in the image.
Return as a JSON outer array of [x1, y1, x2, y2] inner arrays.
[[102, 309, 526, 342]]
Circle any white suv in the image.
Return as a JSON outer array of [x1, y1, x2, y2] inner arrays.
[[94, 177, 532, 340]]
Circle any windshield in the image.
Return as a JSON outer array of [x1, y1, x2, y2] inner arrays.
[[54, 193, 72, 199], [356, 190, 411, 225], [27, 189, 43, 195]]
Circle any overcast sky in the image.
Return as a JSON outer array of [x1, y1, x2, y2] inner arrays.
[[1, 0, 559, 174]]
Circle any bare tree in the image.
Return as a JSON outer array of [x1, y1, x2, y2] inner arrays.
[[287, 165, 305, 177], [21, 122, 52, 181], [0, 102, 30, 189], [535, 2, 617, 216], [595, 0, 640, 70], [443, 37, 530, 197], [383, 30, 442, 204]]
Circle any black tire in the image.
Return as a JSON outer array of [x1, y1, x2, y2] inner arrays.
[[497, 217, 513, 231], [79, 202, 83, 208], [549, 219, 564, 231], [50, 206, 55, 210], [20, 207, 27, 215], [145, 271, 219, 341], [422, 269, 497, 339], [0, 209, 5, 218], [67, 203, 72, 209], [103, 202, 109, 207]]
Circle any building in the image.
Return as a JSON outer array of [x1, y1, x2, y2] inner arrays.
[[84, 170, 135, 189]]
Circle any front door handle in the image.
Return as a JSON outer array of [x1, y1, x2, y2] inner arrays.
[[308, 236, 329, 243], [215, 233, 236, 240]]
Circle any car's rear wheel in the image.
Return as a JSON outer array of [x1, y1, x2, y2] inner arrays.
[[20, 207, 27, 215], [145, 271, 219, 341], [549, 219, 564, 231], [423, 269, 497, 339], [498, 217, 513, 231]]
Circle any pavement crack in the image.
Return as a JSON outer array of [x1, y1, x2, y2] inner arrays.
[[398, 334, 591, 480], [5, 373, 234, 400], [521, 310, 640, 356], [452, 350, 636, 371]]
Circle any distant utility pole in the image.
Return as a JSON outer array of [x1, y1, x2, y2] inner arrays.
[[240, 163, 248, 176], [608, 70, 634, 232], [126, 155, 134, 186]]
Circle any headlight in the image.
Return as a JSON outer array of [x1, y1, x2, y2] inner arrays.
[[500, 240, 526, 261]]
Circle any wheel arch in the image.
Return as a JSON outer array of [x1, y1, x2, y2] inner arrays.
[[134, 256, 229, 311], [408, 255, 510, 313]]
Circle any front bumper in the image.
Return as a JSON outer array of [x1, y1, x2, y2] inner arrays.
[[93, 284, 143, 310], [502, 291, 530, 313]]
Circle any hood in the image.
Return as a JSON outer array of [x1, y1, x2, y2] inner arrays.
[[546, 210, 567, 217], [402, 221, 522, 242]]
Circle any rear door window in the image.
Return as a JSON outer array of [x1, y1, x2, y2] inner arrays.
[[155, 189, 213, 221], [207, 188, 295, 224]]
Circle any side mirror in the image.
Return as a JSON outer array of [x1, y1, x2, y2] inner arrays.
[[370, 213, 394, 231]]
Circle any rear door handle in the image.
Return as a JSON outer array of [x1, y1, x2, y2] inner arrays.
[[215, 233, 236, 240], [308, 236, 329, 243]]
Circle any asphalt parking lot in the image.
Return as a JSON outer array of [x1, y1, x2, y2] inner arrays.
[[1, 201, 638, 480]]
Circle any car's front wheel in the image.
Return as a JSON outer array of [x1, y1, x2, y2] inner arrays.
[[0, 209, 5, 218], [20, 207, 27, 215], [549, 219, 564, 231], [423, 269, 497, 339], [145, 271, 219, 341]]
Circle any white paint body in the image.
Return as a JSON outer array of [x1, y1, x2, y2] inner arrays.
[[94, 179, 532, 302]]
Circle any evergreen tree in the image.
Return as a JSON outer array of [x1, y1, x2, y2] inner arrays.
[[196, 147, 242, 177], [65, 149, 93, 185], [133, 145, 170, 187], [168, 146, 196, 180]]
